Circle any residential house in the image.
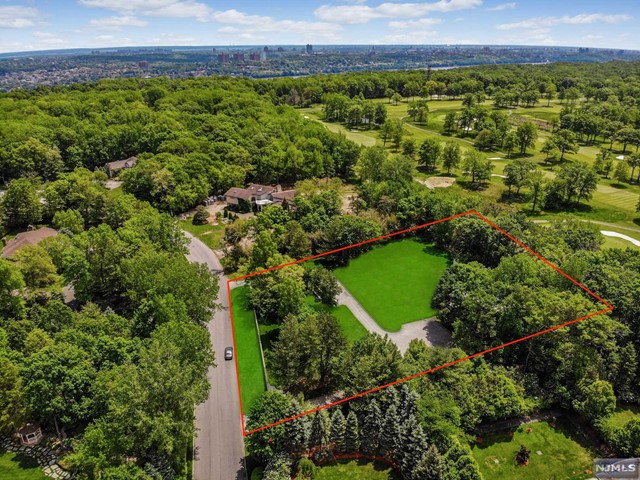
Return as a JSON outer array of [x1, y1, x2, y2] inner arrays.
[[106, 156, 137, 178], [223, 184, 296, 210]]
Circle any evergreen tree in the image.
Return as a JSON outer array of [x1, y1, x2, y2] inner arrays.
[[413, 445, 446, 480], [309, 411, 331, 462], [379, 403, 401, 459], [284, 398, 310, 455], [398, 414, 428, 478], [361, 400, 383, 456], [344, 410, 360, 453], [398, 384, 419, 422], [330, 409, 346, 452]]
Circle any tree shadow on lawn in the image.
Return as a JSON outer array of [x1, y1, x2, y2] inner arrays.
[[8, 452, 41, 470]]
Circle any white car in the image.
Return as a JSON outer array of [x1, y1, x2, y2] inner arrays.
[[224, 347, 233, 360]]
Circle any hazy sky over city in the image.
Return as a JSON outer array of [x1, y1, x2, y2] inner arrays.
[[0, 0, 638, 53]]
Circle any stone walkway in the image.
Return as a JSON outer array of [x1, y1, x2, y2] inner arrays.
[[336, 281, 452, 353], [0, 436, 73, 479]]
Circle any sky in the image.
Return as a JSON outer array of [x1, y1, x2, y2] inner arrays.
[[0, 0, 638, 54]]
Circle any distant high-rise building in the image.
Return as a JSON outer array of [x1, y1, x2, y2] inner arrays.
[[260, 51, 267, 61], [277, 47, 284, 52], [306, 44, 313, 54], [217, 53, 230, 63], [249, 52, 261, 61], [263, 46, 269, 52], [233, 53, 245, 62]]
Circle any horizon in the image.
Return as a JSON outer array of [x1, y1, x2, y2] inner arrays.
[[1, 0, 638, 54]]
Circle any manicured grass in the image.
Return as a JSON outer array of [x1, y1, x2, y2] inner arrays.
[[179, 219, 225, 250], [315, 459, 399, 480], [471, 420, 594, 480], [0, 450, 48, 480], [600, 405, 640, 430], [230, 286, 266, 412], [333, 239, 449, 332], [306, 296, 369, 344]]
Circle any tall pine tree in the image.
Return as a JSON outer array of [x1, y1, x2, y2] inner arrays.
[[361, 400, 383, 456], [344, 410, 360, 453], [330, 409, 347, 453], [309, 411, 331, 462], [284, 398, 310, 455], [398, 384, 419, 422], [413, 444, 446, 480], [378, 403, 401, 459], [398, 414, 427, 478]]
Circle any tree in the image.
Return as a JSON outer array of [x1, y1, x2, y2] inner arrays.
[[515, 122, 538, 155], [357, 147, 387, 183], [380, 119, 394, 147], [23, 342, 97, 437], [310, 411, 331, 461], [613, 160, 630, 185], [407, 100, 428, 123], [413, 445, 446, 480], [391, 92, 403, 106], [556, 162, 599, 204], [418, 138, 442, 172], [474, 129, 495, 151], [374, 103, 388, 125], [342, 333, 402, 395], [392, 119, 404, 152], [463, 150, 492, 184], [550, 129, 579, 161], [281, 221, 311, 260], [442, 142, 461, 174], [402, 139, 417, 159], [192, 205, 210, 225], [378, 403, 401, 458], [443, 112, 457, 134], [503, 159, 536, 195], [573, 379, 616, 423], [0, 356, 26, 435], [398, 414, 428, 478], [245, 391, 293, 462], [1, 178, 42, 229], [0, 259, 25, 320], [525, 170, 546, 213], [320, 216, 382, 264], [13, 245, 61, 290], [594, 148, 613, 178], [360, 400, 383, 456], [344, 410, 360, 453], [330, 409, 347, 452], [503, 131, 517, 158], [53, 209, 84, 234], [305, 266, 340, 306]]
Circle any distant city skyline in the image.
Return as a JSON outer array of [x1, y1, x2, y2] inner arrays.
[[0, 0, 638, 54]]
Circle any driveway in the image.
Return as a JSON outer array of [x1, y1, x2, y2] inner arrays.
[[185, 232, 247, 480], [336, 281, 451, 353]]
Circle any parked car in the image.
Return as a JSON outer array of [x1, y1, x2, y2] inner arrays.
[[224, 347, 233, 360]]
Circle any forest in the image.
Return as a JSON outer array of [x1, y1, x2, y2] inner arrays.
[[2, 60, 640, 480]]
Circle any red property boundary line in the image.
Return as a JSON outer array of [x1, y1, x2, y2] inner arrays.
[[226, 209, 614, 437]]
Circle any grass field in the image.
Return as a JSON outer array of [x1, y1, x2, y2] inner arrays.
[[315, 459, 399, 480], [600, 405, 640, 430], [0, 451, 47, 480], [332, 239, 449, 332], [471, 420, 594, 480], [179, 219, 225, 250], [306, 296, 369, 343], [230, 286, 266, 412]]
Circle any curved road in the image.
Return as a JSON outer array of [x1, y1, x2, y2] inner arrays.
[[184, 232, 247, 480]]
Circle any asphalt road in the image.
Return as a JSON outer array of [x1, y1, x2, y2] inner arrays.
[[184, 232, 247, 480]]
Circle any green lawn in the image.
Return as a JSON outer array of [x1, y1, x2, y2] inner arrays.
[[471, 420, 594, 480], [0, 450, 48, 480], [179, 219, 225, 250], [600, 405, 640, 430], [332, 239, 449, 332], [305, 296, 368, 344], [230, 286, 266, 412], [315, 459, 399, 480]]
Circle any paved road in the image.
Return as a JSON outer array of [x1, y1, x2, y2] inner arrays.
[[185, 232, 247, 480], [336, 281, 451, 353]]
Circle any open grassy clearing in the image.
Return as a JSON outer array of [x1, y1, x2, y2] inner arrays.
[[179, 218, 225, 250], [305, 296, 369, 344], [0, 451, 48, 480], [600, 405, 640, 430], [332, 238, 449, 332], [471, 420, 593, 480], [315, 459, 399, 480], [230, 286, 266, 411]]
